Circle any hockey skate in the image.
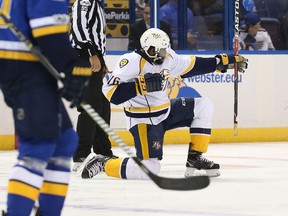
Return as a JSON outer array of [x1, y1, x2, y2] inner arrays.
[[185, 144, 220, 178], [76, 152, 97, 175], [2, 210, 6, 216], [74, 153, 118, 173], [81, 154, 107, 179]]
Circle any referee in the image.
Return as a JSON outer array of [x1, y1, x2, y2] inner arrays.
[[70, 0, 116, 171]]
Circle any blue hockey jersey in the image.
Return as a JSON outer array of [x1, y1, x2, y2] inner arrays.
[[0, 0, 79, 88]]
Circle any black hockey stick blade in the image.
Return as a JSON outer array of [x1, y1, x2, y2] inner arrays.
[[132, 157, 210, 191]]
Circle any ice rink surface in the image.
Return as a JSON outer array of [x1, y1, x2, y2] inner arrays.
[[1, 142, 288, 216]]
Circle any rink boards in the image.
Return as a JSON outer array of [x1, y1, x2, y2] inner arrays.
[[1, 53, 288, 149]]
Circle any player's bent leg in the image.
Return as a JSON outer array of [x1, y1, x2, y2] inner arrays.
[[186, 97, 220, 177], [6, 137, 57, 216], [79, 156, 161, 180], [127, 158, 160, 179], [37, 128, 78, 216], [105, 158, 161, 180], [54, 127, 78, 157]]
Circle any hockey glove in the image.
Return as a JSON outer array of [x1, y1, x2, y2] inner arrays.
[[135, 73, 164, 95], [215, 54, 248, 73], [60, 66, 92, 108]]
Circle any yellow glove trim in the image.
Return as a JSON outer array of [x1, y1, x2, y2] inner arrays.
[[136, 76, 147, 95], [72, 67, 92, 76], [235, 55, 244, 63], [219, 54, 229, 65]]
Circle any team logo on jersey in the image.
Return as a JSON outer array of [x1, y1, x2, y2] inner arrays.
[[181, 97, 186, 106], [81, 6, 88, 11], [80, 0, 90, 11], [119, 59, 129, 68], [53, 14, 69, 24], [17, 108, 25, 121], [152, 141, 161, 150]]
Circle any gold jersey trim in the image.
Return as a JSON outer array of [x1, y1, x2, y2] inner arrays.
[[125, 102, 170, 113], [33, 25, 69, 38], [0, 50, 38, 61]]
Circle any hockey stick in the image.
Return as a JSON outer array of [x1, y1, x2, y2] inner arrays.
[[0, 12, 209, 191], [233, 0, 240, 136]]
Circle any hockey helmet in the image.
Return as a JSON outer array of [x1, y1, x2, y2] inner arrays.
[[140, 28, 170, 61]]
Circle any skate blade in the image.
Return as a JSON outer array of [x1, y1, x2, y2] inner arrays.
[[184, 168, 220, 178], [72, 162, 82, 172], [206, 169, 221, 177]]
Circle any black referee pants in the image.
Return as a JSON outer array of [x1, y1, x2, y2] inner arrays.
[[73, 69, 113, 161]]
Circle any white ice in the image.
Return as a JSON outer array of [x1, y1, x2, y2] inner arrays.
[[1, 142, 288, 216]]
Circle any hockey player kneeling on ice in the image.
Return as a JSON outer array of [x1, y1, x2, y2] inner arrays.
[[80, 28, 248, 180]]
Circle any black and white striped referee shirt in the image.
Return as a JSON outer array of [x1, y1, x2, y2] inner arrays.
[[70, 0, 106, 57]]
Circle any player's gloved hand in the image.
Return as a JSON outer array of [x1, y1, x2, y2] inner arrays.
[[215, 54, 248, 73], [135, 73, 164, 95], [59, 66, 92, 108]]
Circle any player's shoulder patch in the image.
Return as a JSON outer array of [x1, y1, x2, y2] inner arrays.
[[119, 59, 129, 68]]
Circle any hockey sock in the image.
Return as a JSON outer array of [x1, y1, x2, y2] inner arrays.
[[105, 157, 129, 178], [37, 128, 78, 216], [189, 128, 211, 153], [6, 159, 46, 216], [105, 157, 160, 180], [37, 157, 71, 216]]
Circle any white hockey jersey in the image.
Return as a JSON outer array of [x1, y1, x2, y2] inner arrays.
[[239, 29, 275, 50], [103, 48, 216, 129]]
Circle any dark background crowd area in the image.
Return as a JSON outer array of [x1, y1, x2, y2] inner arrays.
[[69, 0, 288, 51]]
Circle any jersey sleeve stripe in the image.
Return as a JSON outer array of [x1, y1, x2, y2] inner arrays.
[[0, 51, 38, 61], [106, 85, 118, 101], [180, 56, 196, 76], [0, 41, 29, 51], [32, 25, 69, 38], [1, 0, 11, 16], [72, 67, 93, 76], [30, 15, 70, 28]]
